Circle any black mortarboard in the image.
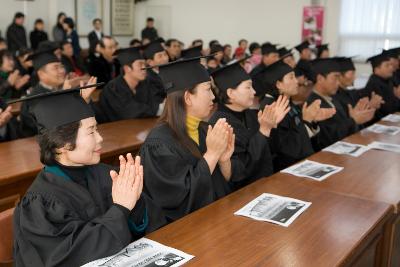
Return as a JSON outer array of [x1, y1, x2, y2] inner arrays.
[[145, 56, 211, 94], [37, 41, 61, 52], [262, 59, 294, 86], [382, 49, 398, 59], [311, 58, 341, 76], [142, 40, 164, 59], [210, 57, 250, 92], [278, 47, 293, 58], [113, 47, 143, 66], [210, 44, 224, 54], [316, 43, 329, 57], [26, 48, 60, 70], [181, 45, 203, 58], [7, 83, 103, 131], [261, 42, 278, 55], [336, 57, 355, 72], [295, 40, 310, 53], [366, 51, 390, 68]]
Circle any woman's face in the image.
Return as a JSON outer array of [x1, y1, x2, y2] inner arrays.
[[227, 79, 255, 110], [276, 71, 298, 96], [61, 117, 103, 166], [185, 81, 215, 119], [1, 56, 15, 72]]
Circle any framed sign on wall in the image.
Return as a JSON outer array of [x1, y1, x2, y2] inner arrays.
[[111, 0, 135, 36], [75, 0, 103, 37]]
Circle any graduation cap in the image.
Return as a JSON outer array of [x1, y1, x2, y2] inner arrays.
[[316, 43, 329, 57], [145, 56, 211, 94], [113, 47, 143, 66], [336, 57, 355, 72], [262, 59, 294, 86], [142, 40, 165, 60], [26, 48, 60, 70], [366, 51, 390, 68], [7, 83, 104, 131], [210, 57, 250, 92], [181, 45, 203, 58], [278, 47, 293, 58], [294, 40, 310, 53], [261, 42, 278, 55], [382, 49, 398, 59], [37, 41, 61, 52], [310, 58, 341, 76]]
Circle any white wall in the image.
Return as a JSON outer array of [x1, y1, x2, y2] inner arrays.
[[134, 0, 312, 48]]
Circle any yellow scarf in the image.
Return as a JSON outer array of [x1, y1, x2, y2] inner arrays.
[[186, 115, 201, 145]]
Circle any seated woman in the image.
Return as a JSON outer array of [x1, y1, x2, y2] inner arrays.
[[13, 87, 148, 267], [140, 56, 235, 229], [259, 59, 335, 170], [209, 59, 290, 189]]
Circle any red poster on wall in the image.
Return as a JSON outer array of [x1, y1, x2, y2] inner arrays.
[[302, 6, 324, 46]]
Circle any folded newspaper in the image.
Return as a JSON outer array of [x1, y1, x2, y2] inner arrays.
[[323, 141, 370, 157], [365, 124, 400, 135], [381, 114, 400, 123], [368, 141, 400, 154], [234, 193, 311, 227], [82, 238, 194, 267], [281, 160, 343, 181]]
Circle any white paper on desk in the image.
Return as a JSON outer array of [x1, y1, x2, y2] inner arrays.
[[365, 124, 400, 135], [367, 141, 400, 154], [81, 238, 194, 267], [322, 141, 370, 157], [382, 114, 400, 123], [281, 160, 343, 181], [234, 193, 311, 227]]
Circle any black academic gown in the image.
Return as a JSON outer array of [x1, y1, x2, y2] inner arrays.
[[19, 84, 52, 137], [307, 91, 358, 151], [99, 75, 161, 122], [333, 87, 362, 116], [13, 163, 147, 267], [139, 122, 231, 229], [87, 54, 116, 85], [364, 74, 400, 121], [260, 97, 316, 171], [146, 69, 166, 101], [250, 63, 267, 97], [209, 105, 273, 189]]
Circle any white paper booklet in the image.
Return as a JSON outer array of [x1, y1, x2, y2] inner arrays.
[[381, 114, 400, 123], [365, 124, 400, 135], [234, 193, 311, 227], [367, 141, 400, 154], [281, 160, 343, 181], [322, 141, 370, 157], [82, 238, 194, 267]]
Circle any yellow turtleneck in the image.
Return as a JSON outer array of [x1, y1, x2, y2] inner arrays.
[[186, 115, 201, 145]]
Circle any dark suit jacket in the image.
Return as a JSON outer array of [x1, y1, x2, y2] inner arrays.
[[88, 30, 104, 54]]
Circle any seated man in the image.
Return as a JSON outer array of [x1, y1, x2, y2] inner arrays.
[[99, 47, 164, 122]]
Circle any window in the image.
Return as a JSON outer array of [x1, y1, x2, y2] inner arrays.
[[339, 0, 400, 59]]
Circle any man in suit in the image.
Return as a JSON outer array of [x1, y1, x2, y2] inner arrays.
[[88, 18, 104, 54]]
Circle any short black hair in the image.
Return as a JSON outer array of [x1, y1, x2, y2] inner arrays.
[[92, 18, 102, 25], [14, 12, 25, 19], [249, 42, 260, 54], [209, 40, 219, 48], [238, 39, 247, 46], [165, 38, 179, 47], [129, 38, 142, 46], [63, 17, 75, 29], [37, 121, 81, 165], [35, 18, 44, 25], [147, 17, 154, 22]]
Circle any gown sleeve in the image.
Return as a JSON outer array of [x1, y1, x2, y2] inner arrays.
[[13, 193, 134, 267], [139, 138, 215, 224]]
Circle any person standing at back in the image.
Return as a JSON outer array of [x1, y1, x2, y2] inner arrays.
[[6, 12, 27, 53], [141, 17, 159, 42]]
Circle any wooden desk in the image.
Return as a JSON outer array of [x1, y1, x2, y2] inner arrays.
[[274, 119, 400, 267], [147, 175, 393, 267], [0, 118, 157, 211]]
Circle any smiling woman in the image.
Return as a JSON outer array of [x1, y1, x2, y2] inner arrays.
[[12, 88, 148, 267]]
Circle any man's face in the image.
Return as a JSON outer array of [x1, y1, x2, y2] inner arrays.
[[94, 20, 102, 31], [100, 38, 117, 62], [15, 17, 24, 26]]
